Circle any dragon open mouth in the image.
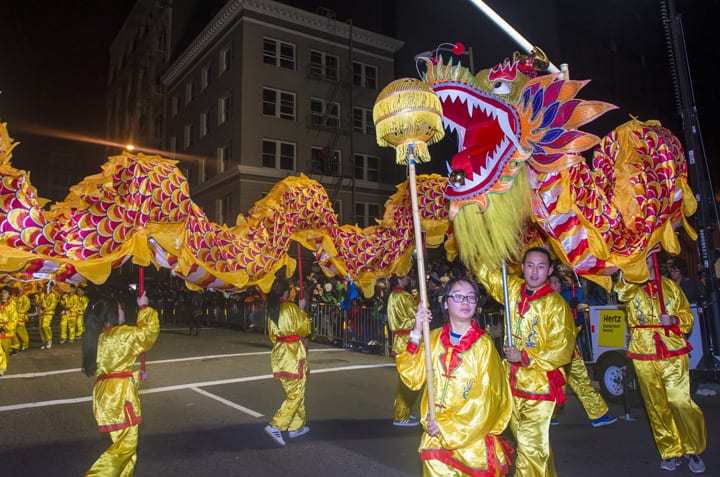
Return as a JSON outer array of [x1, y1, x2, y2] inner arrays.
[[433, 83, 521, 199]]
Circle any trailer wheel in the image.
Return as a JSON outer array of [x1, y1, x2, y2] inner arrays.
[[596, 351, 637, 405]]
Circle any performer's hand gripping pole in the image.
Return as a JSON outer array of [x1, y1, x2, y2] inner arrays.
[[407, 147, 436, 421]]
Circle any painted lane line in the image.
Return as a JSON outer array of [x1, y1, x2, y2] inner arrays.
[[190, 386, 264, 418], [0, 363, 395, 412]]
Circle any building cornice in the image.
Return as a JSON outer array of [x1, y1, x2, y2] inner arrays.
[[161, 0, 403, 86]]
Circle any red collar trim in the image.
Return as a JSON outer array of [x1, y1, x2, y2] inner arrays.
[[438, 321, 485, 375], [391, 286, 405, 292], [518, 282, 554, 316]]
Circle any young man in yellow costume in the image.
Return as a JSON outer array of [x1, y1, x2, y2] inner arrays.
[[386, 274, 421, 426], [475, 247, 576, 477], [0, 286, 19, 376], [10, 285, 31, 352], [615, 254, 706, 473], [82, 292, 159, 476], [263, 278, 312, 446], [76, 287, 89, 338], [397, 277, 513, 476], [60, 286, 80, 343], [37, 284, 59, 350]]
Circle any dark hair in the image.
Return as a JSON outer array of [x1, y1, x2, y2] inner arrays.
[[522, 246, 552, 264], [266, 278, 290, 324], [440, 277, 481, 322], [1, 286, 12, 294], [82, 298, 122, 377], [389, 275, 405, 288], [672, 257, 689, 276]]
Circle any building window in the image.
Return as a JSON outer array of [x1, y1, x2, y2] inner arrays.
[[353, 61, 377, 89], [310, 50, 339, 81], [262, 139, 296, 170], [185, 80, 195, 105], [198, 158, 207, 183], [218, 93, 233, 125], [353, 107, 374, 135], [263, 37, 295, 70], [216, 195, 231, 225], [171, 96, 178, 117], [311, 147, 341, 177], [199, 112, 208, 138], [201, 64, 213, 91], [220, 45, 234, 74], [217, 143, 231, 173], [310, 98, 340, 129], [183, 124, 193, 149], [355, 202, 382, 228], [262, 87, 296, 120], [354, 154, 379, 182]]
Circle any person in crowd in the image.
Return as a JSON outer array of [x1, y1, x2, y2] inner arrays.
[[37, 283, 59, 350], [82, 292, 159, 476], [615, 253, 706, 473], [387, 274, 421, 427], [10, 285, 31, 353], [76, 287, 89, 339], [475, 247, 576, 477], [426, 273, 445, 330], [0, 286, 19, 376], [548, 273, 617, 428], [60, 286, 80, 344], [668, 257, 704, 305], [396, 277, 513, 476], [263, 278, 312, 446]]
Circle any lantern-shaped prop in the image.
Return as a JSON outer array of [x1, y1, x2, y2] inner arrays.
[[373, 78, 444, 165], [373, 79, 444, 420]]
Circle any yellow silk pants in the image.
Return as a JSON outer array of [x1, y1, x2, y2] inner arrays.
[[633, 355, 706, 459], [11, 323, 29, 351], [269, 376, 307, 432], [567, 354, 608, 420], [0, 337, 10, 372], [393, 376, 420, 421], [40, 313, 54, 343], [86, 425, 138, 477], [510, 397, 557, 477], [60, 312, 76, 342], [75, 312, 84, 337]]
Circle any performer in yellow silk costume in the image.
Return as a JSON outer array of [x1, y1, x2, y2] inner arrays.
[[60, 286, 81, 343], [387, 274, 421, 426], [11, 287, 31, 352], [37, 286, 58, 349], [474, 248, 575, 477], [76, 287, 89, 338], [615, 254, 706, 472], [264, 278, 312, 446], [397, 277, 513, 476], [82, 293, 159, 477], [0, 286, 19, 376]]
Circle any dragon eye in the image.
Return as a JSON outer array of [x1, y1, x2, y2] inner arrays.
[[492, 81, 511, 95]]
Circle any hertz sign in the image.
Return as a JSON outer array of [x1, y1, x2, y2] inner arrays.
[[597, 309, 627, 348]]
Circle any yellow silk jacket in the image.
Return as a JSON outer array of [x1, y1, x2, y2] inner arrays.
[[13, 295, 31, 322], [92, 307, 160, 432], [268, 301, 311, 379], [615, 276, 693, 360], [79, 294, 90, 313], [387, 288, 418, 355], [475, 262, 576, 401], [396, 322, 513, 475], [0, 300, 18, 338], [37, 291, 58, 316]]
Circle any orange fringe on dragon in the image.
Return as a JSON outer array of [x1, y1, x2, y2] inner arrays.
[[0, 48, 696, 294]]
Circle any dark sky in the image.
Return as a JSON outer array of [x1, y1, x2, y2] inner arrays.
[[1, 0, 717, 191]]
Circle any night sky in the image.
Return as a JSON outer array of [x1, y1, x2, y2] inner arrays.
[[1, 0, 717, 195]]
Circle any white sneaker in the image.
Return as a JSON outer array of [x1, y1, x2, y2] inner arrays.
[[393, 416, 420, 427], [288, 426, 310, 438], [686, 454, 705, 474], [660, 457, 683, 471], [264, 425, 285, 446], [46, 340, 52, 349], [40, 343, 47, 350]]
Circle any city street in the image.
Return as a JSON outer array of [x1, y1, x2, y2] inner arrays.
[[1, 323, 718, 476]]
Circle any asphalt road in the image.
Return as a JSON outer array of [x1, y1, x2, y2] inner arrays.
[[1, 323, 718, 477]]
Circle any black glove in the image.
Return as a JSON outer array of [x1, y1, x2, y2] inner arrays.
[[0, 326, 5, 333], [569, 297, 579, 309]]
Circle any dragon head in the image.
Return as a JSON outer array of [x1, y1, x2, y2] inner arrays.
[[419, 45, 613, 268]]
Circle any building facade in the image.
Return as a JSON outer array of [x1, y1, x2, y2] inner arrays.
[[109, 0, 404, 228]]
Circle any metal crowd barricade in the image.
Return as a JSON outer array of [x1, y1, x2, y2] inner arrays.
[[306, 303, 388, 355], [308, 303, 343, 344]]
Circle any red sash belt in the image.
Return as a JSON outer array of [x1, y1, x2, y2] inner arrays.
[[393, 330, 410, 335], [632, 324, 682, 337], [276, 335, 300, 342], [96, 371, 134, 382]]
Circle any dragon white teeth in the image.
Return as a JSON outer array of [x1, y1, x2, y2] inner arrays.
[[467, 99, 475, 118]]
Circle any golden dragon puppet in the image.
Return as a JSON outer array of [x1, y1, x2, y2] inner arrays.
[[418, 45, 696, 288], [0, 46, 695, 294]]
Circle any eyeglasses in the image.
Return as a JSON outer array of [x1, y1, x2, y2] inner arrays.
[[448, 293, 479, 304]]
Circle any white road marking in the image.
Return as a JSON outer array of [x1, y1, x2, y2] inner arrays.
[[0, 363, 394, 413], [190, 386, 264, 418]]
